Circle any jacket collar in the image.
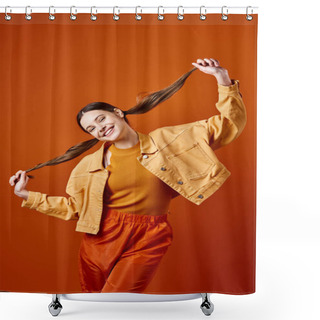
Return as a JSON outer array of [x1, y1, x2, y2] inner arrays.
[[88, 131, 158, 172]]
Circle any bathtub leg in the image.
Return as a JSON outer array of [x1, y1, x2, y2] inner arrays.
[[48, 294, 63, 317], [200, 293, 214, 316]]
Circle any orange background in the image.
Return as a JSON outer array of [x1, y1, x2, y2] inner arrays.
[[0, 13, 257, 294]]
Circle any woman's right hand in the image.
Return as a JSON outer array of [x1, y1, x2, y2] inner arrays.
[[9, 170, 30, 200]]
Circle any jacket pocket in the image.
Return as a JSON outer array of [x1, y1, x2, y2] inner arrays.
[[166, 142, 215, 180]]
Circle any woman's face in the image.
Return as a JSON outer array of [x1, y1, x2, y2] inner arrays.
[[80, 108, 126, 142]]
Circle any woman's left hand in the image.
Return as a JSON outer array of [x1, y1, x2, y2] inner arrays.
[[192, 58, 232, 86]]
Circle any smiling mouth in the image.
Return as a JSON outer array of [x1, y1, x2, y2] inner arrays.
[[103, 126, 114, 137]]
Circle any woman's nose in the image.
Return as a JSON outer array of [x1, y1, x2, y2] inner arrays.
[[98, 124, 106, 132]]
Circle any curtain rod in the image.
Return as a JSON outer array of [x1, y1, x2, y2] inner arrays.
[[0, 6, 259, 15]]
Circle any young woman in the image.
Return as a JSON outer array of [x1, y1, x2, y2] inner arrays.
[[9, 58, 247, 293]]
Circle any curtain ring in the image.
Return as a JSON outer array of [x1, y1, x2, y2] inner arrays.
[[221, 6, 228, 21], [135, 6, 142, 21], [25, 6, 32, 21], [90, 6, 97, 21], [158, 6, 164, 21], [200, 6, 207, 20], [49, 6, 56, 21], [246, 6, 253, 21], [4, 6, 12, 21], [70, 6, 77, 21], [177, 6, 184, 21], [113, 6, 120, 21]]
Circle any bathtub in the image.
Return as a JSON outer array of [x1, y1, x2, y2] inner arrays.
[[47, 293, 214, 316]]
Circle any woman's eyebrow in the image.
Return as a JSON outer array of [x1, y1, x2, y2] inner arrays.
[[86, 114, 104, 131]]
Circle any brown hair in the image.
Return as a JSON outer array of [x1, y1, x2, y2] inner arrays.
[[24, 67, 198, 178]]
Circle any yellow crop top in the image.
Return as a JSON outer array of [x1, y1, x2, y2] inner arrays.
[[103, 140, 175, 215]]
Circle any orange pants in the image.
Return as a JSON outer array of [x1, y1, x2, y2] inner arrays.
[[78, 207, 173, 293]]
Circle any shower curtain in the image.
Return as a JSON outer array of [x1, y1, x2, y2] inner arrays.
[[0, 11, 257, 294]]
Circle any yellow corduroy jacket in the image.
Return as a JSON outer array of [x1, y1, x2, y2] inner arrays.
[[21, 79, 247, 234]]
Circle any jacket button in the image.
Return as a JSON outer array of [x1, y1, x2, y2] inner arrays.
[[143, 155, 148, 159], [198, 194, 204, 199], [177, 180, 183, 185], [161, 167, 166, 171]]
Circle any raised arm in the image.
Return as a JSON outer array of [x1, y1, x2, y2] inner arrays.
[[192, 58, 247, 150]]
